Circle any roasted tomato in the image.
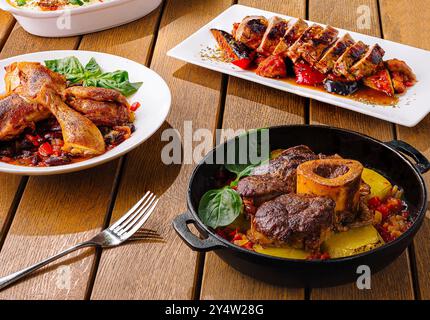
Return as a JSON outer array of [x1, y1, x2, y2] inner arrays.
[[294, 61, 326, 85], [256, 55, 287, 78], [210, 28, 255, 69], [363, 68, 395, 96]]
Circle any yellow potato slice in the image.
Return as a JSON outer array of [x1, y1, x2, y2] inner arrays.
[[253, 244, 309, 259], [362, 168, 392, 199]]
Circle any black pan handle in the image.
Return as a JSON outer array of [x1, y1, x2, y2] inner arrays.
[[173, 211, 227, 252], [385, 140, 430, 174]]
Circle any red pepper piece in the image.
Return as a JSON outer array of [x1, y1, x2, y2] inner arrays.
[[38, 142, 54, 157], [130, 102, 141, 112], [368, 196, 382, 209], [294, 61, 326, 85]]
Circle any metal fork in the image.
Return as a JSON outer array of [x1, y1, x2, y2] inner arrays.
[[0, 191, 159, 291]]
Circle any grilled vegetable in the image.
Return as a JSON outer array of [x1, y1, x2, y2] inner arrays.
[[256, 55, 287, 78], [324, 79, 359, 95], [210, 29, 255, 69], [363, 68, 394, 97], [361, 168, 392, 200], [253, 244, 308, 259], [322, 225, 384, 258], [294, 61, 326, 85]]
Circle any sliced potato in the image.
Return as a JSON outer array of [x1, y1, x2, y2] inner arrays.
[[362, 168, 392, 199], [253, 244, 308, 259], [322, 225, 384, 258]]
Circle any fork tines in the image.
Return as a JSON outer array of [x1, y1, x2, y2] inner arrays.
[[110, 191, 159, 240]]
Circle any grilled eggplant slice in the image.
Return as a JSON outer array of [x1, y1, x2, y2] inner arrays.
[[273, 18, 309, 57], [349, 44, 385, 80], [333, 41, 368, 79], [299, 25, 339, 66], [324, 79, 359, 95], [257, 16, 289, 56], [315, 33, 355, 74], [363, 68, 395, 96], [210, 29, 255, 69], [234, 16, 269, 50]]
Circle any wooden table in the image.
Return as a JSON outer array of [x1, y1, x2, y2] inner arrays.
[[0, 0, 429, 300]]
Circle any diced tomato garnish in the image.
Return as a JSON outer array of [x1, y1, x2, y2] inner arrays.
[[25, 134, 41, 147], [294, 61, 326, 85], [385, 197, 402, 212], [38, 142, 54, 157], [376, 204, 390, 219], [368, 196, 382, 209], [130, 102, 141, 112]]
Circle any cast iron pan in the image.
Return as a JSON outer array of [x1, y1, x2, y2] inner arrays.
[[173, 125, 429, 288]]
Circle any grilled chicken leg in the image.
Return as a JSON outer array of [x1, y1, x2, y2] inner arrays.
[[39, 86, 105, 156], [64, 86, 131, 126], [0, 94, 51, 141]]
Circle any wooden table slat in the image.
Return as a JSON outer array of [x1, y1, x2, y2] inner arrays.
[[379, 0, 430, 300], [90, 0, 232, 300], [0, 11, 14, 50]]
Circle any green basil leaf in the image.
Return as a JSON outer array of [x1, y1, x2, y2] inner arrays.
[[45, 57, 85, 84], [198, 187, 242, 229], [84, 58, 102, 78], [225, 128, 270, 185]]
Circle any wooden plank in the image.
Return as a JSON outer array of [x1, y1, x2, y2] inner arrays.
[[200, 0, 306, 300], [90, 0, 231, 300], [0, 11, 14, 49], [379, 0, 430, 300], [0, 12, 160, 299], [309, 0, 414, 300]]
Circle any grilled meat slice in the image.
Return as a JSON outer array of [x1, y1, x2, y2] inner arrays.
[[0, 94, 51, 141], [349, 44, 385, 80], [287, 24, 324, 63], [257, 16, 289, 56], [299, 25, 339, 66], [333, 41, 368, 79], [315, 33, 355, 74], [234, 16, 269, 50], [237, 145, 318, 204], [256, 55, 287, 78], [273, 18, 309, 57], [249, 193, 335, 252], [64, 87, 131, 127]]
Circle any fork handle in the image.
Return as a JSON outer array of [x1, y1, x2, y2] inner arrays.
[[0, 241, 95, 291]]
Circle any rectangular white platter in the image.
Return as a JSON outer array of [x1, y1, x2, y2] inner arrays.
[[167, 4, 430, 127]]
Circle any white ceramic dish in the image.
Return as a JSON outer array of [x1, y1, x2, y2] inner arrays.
[[168, 4, 430, 127], [0, 0, 162, 37], [0, 50, 171, 175]]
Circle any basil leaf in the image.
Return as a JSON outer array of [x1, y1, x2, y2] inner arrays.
[[84, 58, 102, 78], [225, 128, 270, 185], [45, 57, 85, 85], [45, 56, 143, 97], [198, 187, 242, 229]]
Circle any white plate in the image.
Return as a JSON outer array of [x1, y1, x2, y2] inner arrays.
[[168, 4, 430, 127], [0, 50, 171, 175]]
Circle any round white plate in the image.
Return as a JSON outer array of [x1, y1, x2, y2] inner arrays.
[[0, 50, 171, 175]]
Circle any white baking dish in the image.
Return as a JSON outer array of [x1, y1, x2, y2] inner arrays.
[[0, 0, 162, 37]]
